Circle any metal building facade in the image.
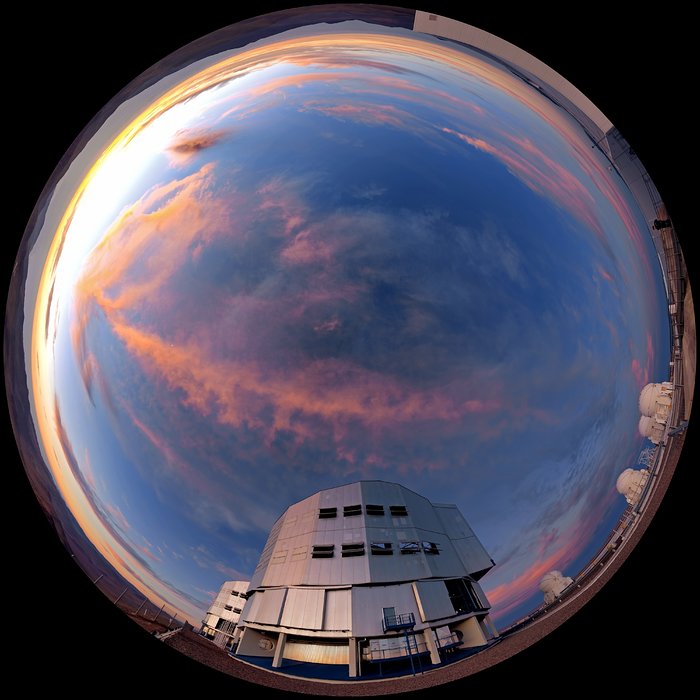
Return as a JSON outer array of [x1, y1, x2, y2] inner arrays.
[[233, 481, 496, 677], [200, 580, 249, 649]]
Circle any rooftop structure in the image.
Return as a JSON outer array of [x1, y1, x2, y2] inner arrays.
[[232, 480, 497, 678]]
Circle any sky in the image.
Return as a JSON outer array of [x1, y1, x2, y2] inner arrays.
[[13, 9, 670, 627]]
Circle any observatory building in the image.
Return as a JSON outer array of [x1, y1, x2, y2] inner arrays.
[[616, 468, 650, 507], [201, 580, 249, 649], [637, 381, 674, 445], [232, 481, 496, 677], [539, 571, 573, 604], [617, 381, 675, 507]]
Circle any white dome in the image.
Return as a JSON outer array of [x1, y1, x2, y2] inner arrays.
[[639, 383, 663, 417], [638, 415, 654, 437], [639, 415, 665, 445], [639, 381, 673, 418], [616, 468, 649, 505], [539, 571, 573, 604]]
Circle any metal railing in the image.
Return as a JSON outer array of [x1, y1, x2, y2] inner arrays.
[[382, 612, 415, 633]]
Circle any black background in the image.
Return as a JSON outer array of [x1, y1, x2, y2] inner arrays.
[[5, 3, 693, 695]]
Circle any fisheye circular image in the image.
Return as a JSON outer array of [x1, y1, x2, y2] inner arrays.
[[5, 4, 692, 694]]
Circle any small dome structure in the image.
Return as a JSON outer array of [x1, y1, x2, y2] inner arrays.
[[639, 382, 673, 419], [638, 415, 665, 444], [639, 383, 662, 417], [638, 415, 653, 436], [539, 571, 573, 604], [616, 468, 649, 506]]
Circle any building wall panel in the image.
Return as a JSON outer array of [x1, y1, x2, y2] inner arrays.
[[280, 588, 324, 630], [324, 589, 351, 631], [255, 588, 287, 626], [413, 580, 454, 621], [351, 584, 420, 637], [240, 590, 262, 623]]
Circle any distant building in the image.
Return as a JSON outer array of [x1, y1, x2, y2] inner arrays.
[[616, 468, 650, 507], [616, 381, 674, 507], [232, 480, 497, 677], [201, 580, 249, 649], [637, 381, 674, 445], [539, 570, 573, 604]]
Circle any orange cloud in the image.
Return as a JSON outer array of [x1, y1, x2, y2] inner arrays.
[[485, 544, 572, 620], [105, 503, 131, 532], [300, 101, 408, 128], [596, 264, 614, 283], [442, 127, 606, 242], [110, 321, 501, 440], [75, 163, 226, 313]]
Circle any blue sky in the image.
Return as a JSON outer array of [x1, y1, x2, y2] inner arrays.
[[24, 19, 669, 626]]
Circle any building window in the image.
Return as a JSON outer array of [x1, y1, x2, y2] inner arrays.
[[341, 542, 365, 557], [365, 504, 385, 516], [215, 618, 235, 631], [344, 504, 362, 517], [311, 544, 335, 558], [233, 607, 242, 614], [399, 541, 420, 554], [319, 507, 337, 519], [230, 591, 239, 598], [390, 505, 408, 517], [422, 541, 440, 554], [239, 592, 249, 600], [444, 578, 483, 615], [224, 605, 233, 611], [370, 542, 393, 555]]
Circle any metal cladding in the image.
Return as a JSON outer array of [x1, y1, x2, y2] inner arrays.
[[539, 570, 573, 604], [200, 580, 249, 648], [233, 480, 497, 677]]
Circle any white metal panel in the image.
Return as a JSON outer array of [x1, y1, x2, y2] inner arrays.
[[324, 589, 351, 631], [413, 580, 454, 621], [351, 583, 420, 637], [451, 536, 494, 577], [241, 591, 262, 623], [255, 588, 287, 626], [280, 588, 325, 630]]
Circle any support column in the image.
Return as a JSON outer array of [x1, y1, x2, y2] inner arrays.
[[484, 614, 500, 638], [423, 628, 441, 665], [348, 637, 358, 677], [235, 627, 247, 652], [272, 632, 287, 668]]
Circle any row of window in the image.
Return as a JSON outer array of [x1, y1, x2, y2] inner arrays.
[[318, 504, 408, 519], [223, 604, 243, 614], [309, 541, 441, 559], [228, 590, 248, 599]]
